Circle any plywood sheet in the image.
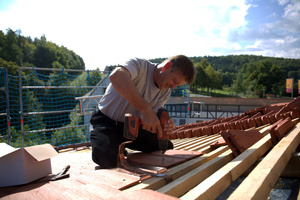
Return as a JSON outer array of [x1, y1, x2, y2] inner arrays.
[[127, 150, 203, 168], [0, 149, 140, 199]]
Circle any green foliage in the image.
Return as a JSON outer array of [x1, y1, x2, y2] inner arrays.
[[222, 71, 235, 86], [50, 105, 86, 146], [0, 29, 104, 147], [23, 89, 45, 131], [0, 65, 103, 147], [0, 58, 20, 76], [233, 60, 286, 97], [190, 55, 299, 76], [0, 125, 45, 148], [0, 28, 85, 74], [191, 59, 222, 92], [104, 65, 117, 72], [197, 88, 238, 97], [0, 126, 22, 146], [149, 57, 166, 64], [204, 65, 223, 91], [0, 29, 23, 65], [88, 71, 103, 86], [288, 70, 300, 80], [191, 62, 207, 90], [190, 56, 298, 98]]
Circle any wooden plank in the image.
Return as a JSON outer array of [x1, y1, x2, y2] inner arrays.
[[187, 137, 221, 152], [62, 183, 122, 199], [124, 146, 229, 191], [117, 188, 179, 200], [156, 149, 233, 197], [198, 145, 217, 154], [174, 135, 220, 150], [242, 152, 300, 178], [257, 125, 270, 136], [173, 137, 201, 148], [180, 133, 273, 200], [228, 123, 300, 200], [0, 181, 72, 200], [127, 150, 203, 168], [184, 135, 221, 151], [50, 150, 140, 190]]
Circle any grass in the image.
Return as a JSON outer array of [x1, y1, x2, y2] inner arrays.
[[194, 88, 240, 98]]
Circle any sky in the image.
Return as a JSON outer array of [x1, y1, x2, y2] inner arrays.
[[0, 0, 299, 71]]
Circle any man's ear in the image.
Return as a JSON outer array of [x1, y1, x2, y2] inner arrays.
[[162, 62, 172, 72]]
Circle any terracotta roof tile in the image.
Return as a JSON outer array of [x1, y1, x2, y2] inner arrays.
[[170, 96, 300, 155]]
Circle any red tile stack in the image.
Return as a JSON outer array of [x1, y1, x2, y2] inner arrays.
[[169, 97, 300, 156]]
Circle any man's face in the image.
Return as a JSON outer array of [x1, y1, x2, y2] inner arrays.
[[158, 70, 186, 90]]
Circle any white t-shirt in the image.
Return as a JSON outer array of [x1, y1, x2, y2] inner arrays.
[[99, 58, 171, 122]]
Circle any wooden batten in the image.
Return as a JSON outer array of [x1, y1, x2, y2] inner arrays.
[[228, 123, 300, 200], [180, 132, 273, 200]]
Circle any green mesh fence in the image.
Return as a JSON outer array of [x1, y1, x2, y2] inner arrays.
[[0, 67, 104, 148]]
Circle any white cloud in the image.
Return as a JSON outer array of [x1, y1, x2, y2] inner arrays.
[[267, 12, 278, 18], [276, 0, 290, 6], [283, 0, 300, 20], [245, 41, 261, 49]]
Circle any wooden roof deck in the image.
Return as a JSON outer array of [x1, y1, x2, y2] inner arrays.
[[1, 97, 300, 199], [1, 121, 299, 199]]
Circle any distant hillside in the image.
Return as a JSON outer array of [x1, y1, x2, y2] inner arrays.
[[0, 29, 85, 76], [150, 55, 299, 76]]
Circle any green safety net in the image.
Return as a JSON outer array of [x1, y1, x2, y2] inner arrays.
[[0, 68, 103, 148]]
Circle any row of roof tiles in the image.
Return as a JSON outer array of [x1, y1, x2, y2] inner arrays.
[[170, 97, 300, 156]]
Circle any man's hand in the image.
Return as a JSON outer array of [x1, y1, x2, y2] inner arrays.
[[141, 110, 174, 137], [140, 109, 163, 136]]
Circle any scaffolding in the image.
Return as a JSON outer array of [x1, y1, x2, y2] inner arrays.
[[0, 67, 105, 148]]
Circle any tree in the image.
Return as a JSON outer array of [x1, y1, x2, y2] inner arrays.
[[0, 58, 20, 76], [222, 71, 235, 86], [288, 70, 300, 80], [33, 35, 57, 69], [232, 60, 285, 97], [192, 59, 222, 93], [204, 64, 222, 92], [231, 73, 245, 95], [199, 58, 210, 69], [21, 39, 36, 65], [1, 29, 23, 65], [104, 65, 117, 72], [268, 64, 286, 96], [248, 61, 285, 97], [0, 31, 5, 56], [191, 62, 207, 90], [50, 105, 86, 146]]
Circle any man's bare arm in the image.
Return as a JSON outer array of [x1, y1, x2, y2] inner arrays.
[[109, 66, 163, 136]]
